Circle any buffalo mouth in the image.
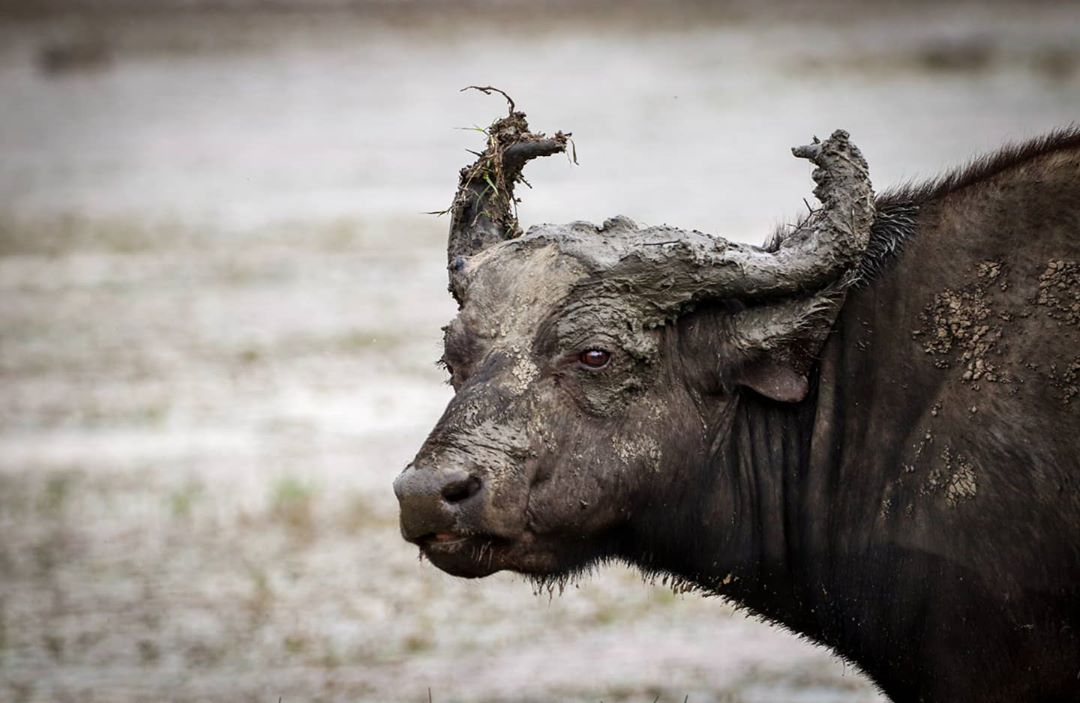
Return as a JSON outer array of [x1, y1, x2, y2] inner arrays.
[[415, 530, 562, 578]]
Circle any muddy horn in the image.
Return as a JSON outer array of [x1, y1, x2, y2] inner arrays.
[[593, 130, 875, 306], [567, 129, 876, 358], [446, 90, 569, 298]]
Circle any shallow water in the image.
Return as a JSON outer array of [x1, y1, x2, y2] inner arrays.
[[1, 4, 1078, 702]]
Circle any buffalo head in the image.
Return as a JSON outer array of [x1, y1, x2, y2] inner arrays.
[[394, 106, 874, 579]]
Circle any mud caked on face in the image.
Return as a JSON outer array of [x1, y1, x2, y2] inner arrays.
[[393, 95, 876, 579]]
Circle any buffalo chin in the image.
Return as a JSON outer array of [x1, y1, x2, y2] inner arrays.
[[420, 532, 573, 578]]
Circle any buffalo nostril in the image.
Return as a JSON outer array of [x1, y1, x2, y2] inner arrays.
[[440, 475, 482, 504]]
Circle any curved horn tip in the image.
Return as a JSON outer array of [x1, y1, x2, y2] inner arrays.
[[792, 130, 858, 163], [445, 103, 571, 269], [791, 142, 822, 160]]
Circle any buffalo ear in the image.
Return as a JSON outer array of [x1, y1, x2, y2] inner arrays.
[[735, 356, 809, 403]]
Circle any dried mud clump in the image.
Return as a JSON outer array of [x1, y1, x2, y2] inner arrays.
[[1044, 355, 1080, 405], [943, 449, 978, 507], [611, 433, 662, 472], [916, 260, 1009, 385], [1035, 259, 1079, 327], [923, 446, 978, 507], [1032, 260, 1079, 404]]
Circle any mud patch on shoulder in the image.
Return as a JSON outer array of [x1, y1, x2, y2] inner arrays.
[[1036, 259, 1079, 328], [943, 448, 978, 507], [914, 260, 1012, 386], [1043, 355, 1080, 405], [1031, 259, 1079, 405], [923, 445, 978, 507]]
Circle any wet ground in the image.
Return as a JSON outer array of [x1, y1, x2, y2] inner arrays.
[[1, 3, 1079, 701]]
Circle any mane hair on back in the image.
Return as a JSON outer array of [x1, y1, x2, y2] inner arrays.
[[850, 124, 1080, 284], [876, 124, 1080, 208]]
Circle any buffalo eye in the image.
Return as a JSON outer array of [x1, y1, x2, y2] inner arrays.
[[578, 349, 611, 369]]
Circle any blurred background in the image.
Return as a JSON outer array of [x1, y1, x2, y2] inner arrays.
[[0, 1, 1078, 701]]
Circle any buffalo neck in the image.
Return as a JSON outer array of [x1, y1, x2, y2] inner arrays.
[[628, 339, 906, 664], [628, 386, 820, 601]]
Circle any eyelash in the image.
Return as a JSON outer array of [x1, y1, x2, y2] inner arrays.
[[437, 349, 612, 388]]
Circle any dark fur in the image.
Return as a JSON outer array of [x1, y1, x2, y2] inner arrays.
[[564, 129, 1080, 700], [636, 129, 1080, 702]]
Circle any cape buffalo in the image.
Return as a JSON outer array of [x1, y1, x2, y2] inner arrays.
[[393, 106, 1080, 702]]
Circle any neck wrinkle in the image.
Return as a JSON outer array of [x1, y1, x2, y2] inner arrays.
[[723, 393, 817, 610], [632, 392, 813, 599], [678, 384, 839, 634], [625, 381, 841, 637]]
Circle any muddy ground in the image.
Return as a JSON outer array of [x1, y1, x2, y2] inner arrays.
[[1, 3, 1079, 701]]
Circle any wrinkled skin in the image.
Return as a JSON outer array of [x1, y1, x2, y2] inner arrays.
[[394, 132, 1080, 702]]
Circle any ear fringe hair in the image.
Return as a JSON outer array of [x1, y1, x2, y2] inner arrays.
[[852, 203, 920, 287]]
